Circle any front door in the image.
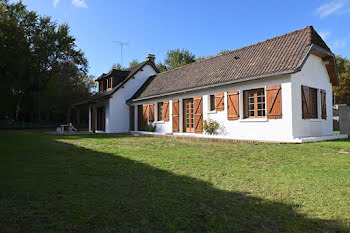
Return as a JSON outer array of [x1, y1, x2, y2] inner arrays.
[[137, 105, 144, 131], [91, 106, 95, 132], [97, 106, 105, 131], [183, 98, 194, 132]]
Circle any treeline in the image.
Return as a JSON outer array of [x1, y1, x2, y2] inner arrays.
[[116, 48, 227, 73], [334, 55, 350, 104], [0, 0, 94, 127]]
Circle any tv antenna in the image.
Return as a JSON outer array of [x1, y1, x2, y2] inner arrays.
[[112, 41, 128, 67]]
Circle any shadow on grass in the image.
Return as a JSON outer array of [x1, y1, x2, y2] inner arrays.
[[0, 132, 348, 232]]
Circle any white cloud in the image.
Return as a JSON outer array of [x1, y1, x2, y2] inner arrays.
[[333, 38, 348, 49], [340, 7, 350, 14], [316, 1, 345, 18], [72, 0, 88, 8], [319, 31, 331, 40], [53, 0, 60, 7]]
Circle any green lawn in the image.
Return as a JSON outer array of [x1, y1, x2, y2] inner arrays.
[[1, 131, 350, 232]]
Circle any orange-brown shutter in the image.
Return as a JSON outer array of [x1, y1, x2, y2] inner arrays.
[[215, 93, 224, 111], [301, 85, 310, 119], [172, 99, 179, 132], [148, 103, 154, 122], [321, 89, 327, 120], [142, 104, 148, 126], [194, 96, 203, 134], [227, 91, 239, 120], [266, 84, 282, 119], [163, 100, 169, 121]]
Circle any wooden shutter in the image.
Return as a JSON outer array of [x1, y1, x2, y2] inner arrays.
[[148, 103, 154, 122], [130, 106, 135, 131], [266, 84, 282, 119], [142, 104, 148, 127], [321, 89, 327, 120], [194, 96, 203, 134], [227, 91, 239, 120], [172, 99, 179, 132], [301, 85, 310, 119], [215, 93, 224, 111], [163, 100, 169, 121]]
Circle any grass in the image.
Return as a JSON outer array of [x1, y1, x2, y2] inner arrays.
[[1, 131, 350, 232]]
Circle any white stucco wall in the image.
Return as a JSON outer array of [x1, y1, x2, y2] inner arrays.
[[89, 54, 334, 142], [291, 54, 333, 138], [105, 64, 157, 133], [132, 74, 295, 142]]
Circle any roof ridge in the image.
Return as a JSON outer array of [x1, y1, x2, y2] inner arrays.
[[155, 26, 312, 76]]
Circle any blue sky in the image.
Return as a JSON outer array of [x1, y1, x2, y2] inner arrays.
[[19, 0, 350, 77]]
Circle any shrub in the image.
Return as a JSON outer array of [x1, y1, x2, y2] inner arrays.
[[145, 124, 156, 132], [203, 119, 219, 135]]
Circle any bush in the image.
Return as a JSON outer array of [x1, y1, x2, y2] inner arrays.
[[203, 119, 219, 135], [145, 124, 157, 132]]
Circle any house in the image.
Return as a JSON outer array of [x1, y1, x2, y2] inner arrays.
[[74, 26, 348, 142]]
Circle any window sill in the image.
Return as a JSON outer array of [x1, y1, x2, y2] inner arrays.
[[207, 110, 217, 114], [239, 118, 268, 122], [308, 119, 322, 122], [155, 121, 165, 124]]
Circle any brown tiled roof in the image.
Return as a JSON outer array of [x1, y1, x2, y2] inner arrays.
[[131, 26, 335, 101]]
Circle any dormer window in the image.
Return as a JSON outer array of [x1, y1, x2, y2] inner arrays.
[[99, 81, 103, 92], [107, 78, 112, 89], [99, 79, 109, 92]]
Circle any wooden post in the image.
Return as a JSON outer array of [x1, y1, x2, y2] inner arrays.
[[76, 107, 80, 132]]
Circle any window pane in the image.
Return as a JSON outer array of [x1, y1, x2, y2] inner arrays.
[[310, 88, 318, 118], [158, 103, 163, 121], [210, 95, 215, 111], [258, 110, 265, 116], [257, 89, 264, 96]]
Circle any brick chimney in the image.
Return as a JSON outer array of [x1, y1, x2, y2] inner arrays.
[[146, 54, 156, 63]]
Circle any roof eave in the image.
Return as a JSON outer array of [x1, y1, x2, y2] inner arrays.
[[128, 69, 297, 103], [73, 95, 111, 107], [309, 44, 339, 85]]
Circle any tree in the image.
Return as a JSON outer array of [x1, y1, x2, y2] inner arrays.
[[111, 63, 123, 70], [333, 72, 350, 104], [218, 49, 232, 55], [334, 56, 350, 104], [0, 0, 92, 124], [336, 55, 350, 73], [196, 56, 206, 61], [163, 48, 196, 70], [156, 62, 168, 73], [129, 59, 139, 68]]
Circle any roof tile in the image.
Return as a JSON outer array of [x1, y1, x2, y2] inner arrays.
[[133, 26, 331, 100]]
